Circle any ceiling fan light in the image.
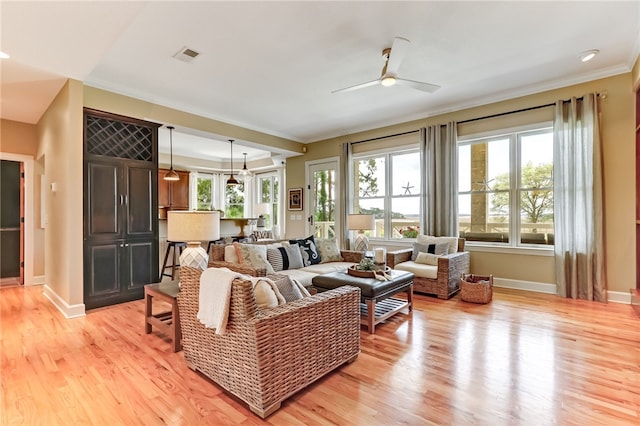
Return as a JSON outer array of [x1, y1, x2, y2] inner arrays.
[[381, 75, 397, 87]]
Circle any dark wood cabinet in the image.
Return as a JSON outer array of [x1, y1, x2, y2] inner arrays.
[[83, 109, 159, 310], [158, 168, 190, 212]]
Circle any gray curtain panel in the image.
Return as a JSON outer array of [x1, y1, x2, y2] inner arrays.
[[420, 122, 459, 237], [340, 142, 352, 250], [553, 93, 605, 301]]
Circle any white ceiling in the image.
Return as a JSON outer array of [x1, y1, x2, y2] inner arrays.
[[1, 1, 639, 165]]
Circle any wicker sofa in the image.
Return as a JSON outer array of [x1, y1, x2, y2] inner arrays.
[[177, 266, 361, 418], [387, 238, 470, 299]]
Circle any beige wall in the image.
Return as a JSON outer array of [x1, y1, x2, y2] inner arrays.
[[0, 119, 45, 278], [83, 86, 303, 155], [36, 79, 84, 305], [287, 73, 635, 294]]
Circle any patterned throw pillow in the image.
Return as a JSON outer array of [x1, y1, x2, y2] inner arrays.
[[411, 242, 449, 261], [234, 243, 276, 274], [316, 238, 343, 263], [289, 235, 321, 266], [269, 275, 304, 302], [267, 244, 304, 272]]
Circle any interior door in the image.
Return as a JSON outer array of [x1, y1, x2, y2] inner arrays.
[[0, 160, 22, 282], [307, 159, 340, 239]]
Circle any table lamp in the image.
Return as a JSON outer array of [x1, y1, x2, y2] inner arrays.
[[168, 211, 220, 270], [347, 214, 375, 252], [254, 203, 270, 228]]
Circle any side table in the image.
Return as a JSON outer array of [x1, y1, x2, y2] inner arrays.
[[144, 281, 182, 352]]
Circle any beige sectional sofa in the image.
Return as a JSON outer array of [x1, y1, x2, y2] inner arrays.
[[208, 240, 364, 289]]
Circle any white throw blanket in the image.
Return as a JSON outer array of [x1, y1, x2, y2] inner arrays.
[[197, 268, 285, 335], [197, 267, 240, 335]]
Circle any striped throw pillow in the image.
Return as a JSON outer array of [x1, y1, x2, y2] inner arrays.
[[267, 244, 304, 272]]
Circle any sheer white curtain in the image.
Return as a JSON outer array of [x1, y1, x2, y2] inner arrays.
[[420, 123, 458, 236], [553, 94, 605, 301]]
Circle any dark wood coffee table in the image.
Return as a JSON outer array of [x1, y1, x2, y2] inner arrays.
[[312, 269, 414, 334]]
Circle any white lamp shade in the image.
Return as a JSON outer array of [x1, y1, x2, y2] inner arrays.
[[167, 211, 220, 243], [347, 214, 375, 231], [254, 203, 270, 217]]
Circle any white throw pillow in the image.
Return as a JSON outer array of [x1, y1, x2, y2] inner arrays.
[[224, 245, 239, 263], [415, 252, 440, 266], [416, 235, 458, 254], [253, 280, 279, 309]]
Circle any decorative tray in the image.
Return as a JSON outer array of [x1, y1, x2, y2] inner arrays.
[[347, 265, 390, 278]]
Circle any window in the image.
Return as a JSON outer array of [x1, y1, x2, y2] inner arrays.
[[458, 127, 553, 246], [257, 174, 279, 228], [352, 149, 421, 240], [225, 181, 245, 218], [195, 173, 214, 210]]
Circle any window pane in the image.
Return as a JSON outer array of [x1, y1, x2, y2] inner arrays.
[[260, 177, 271, 203], [519, 131, 553, 245], [357, 198, 384, 238], [458, 145, 471, 192], [313, 169, 336, 240], [197, 177, 212, 210], [460, 191, 510, 243], [226, 181, 244, 218], [392, 152, 420, 196], [355, 157, 385, 198], [392, 196, 420, 239]]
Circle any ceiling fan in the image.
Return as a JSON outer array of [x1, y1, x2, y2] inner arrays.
[[332, 37, 441, 94]]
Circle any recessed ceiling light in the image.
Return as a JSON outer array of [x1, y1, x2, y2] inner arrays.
[[0, 51, 10, 59], [579, 49, 599, 62]]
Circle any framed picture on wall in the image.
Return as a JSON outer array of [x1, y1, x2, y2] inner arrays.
[[288, 188, 303, 210]]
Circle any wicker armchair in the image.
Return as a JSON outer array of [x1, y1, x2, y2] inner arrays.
[[387, 238, 470, 300], [177, 266, 361, 418]]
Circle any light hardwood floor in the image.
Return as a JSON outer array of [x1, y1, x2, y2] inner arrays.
[[1, 285, 639, 425]]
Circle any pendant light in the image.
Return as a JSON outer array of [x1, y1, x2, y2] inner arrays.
[[238, 152, 252, 182], [226, 139, 239, 186], [164, 126, 180, 181]]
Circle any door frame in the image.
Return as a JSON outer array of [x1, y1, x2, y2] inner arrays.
[[0, 152, 34, 286], [305, 157, 341, 238]]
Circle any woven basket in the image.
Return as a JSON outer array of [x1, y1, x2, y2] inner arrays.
[[461, 274, 493, 304]]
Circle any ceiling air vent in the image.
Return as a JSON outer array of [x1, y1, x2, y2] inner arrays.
[[173, 47, 201, 63]]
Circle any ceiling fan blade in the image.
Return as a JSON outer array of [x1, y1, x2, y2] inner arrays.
[[331, 79, 380, 94], [385, 37, 410, 76], [396, 77, 441, 93]]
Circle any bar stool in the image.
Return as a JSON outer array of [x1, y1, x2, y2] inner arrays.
[[161, 241, 187, 280]]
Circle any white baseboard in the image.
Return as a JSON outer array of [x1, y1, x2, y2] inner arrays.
[[493, 277, 631, 304], [494, 277, 557, 294], [42, 285, 86, 318], [29, 275, 45, 286], [606, 290, 631, 304]]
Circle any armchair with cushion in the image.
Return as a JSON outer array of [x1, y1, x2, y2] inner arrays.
[[177, 266, 361, 418], [387, 237, 469, 299]]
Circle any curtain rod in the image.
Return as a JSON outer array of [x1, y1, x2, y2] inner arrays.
[[349, 129, 419, 145], [458, 92, 602, 125]]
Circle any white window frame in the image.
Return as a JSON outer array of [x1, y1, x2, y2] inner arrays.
[[352, 146, 420, 241], [457, 123, 554, 253]]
